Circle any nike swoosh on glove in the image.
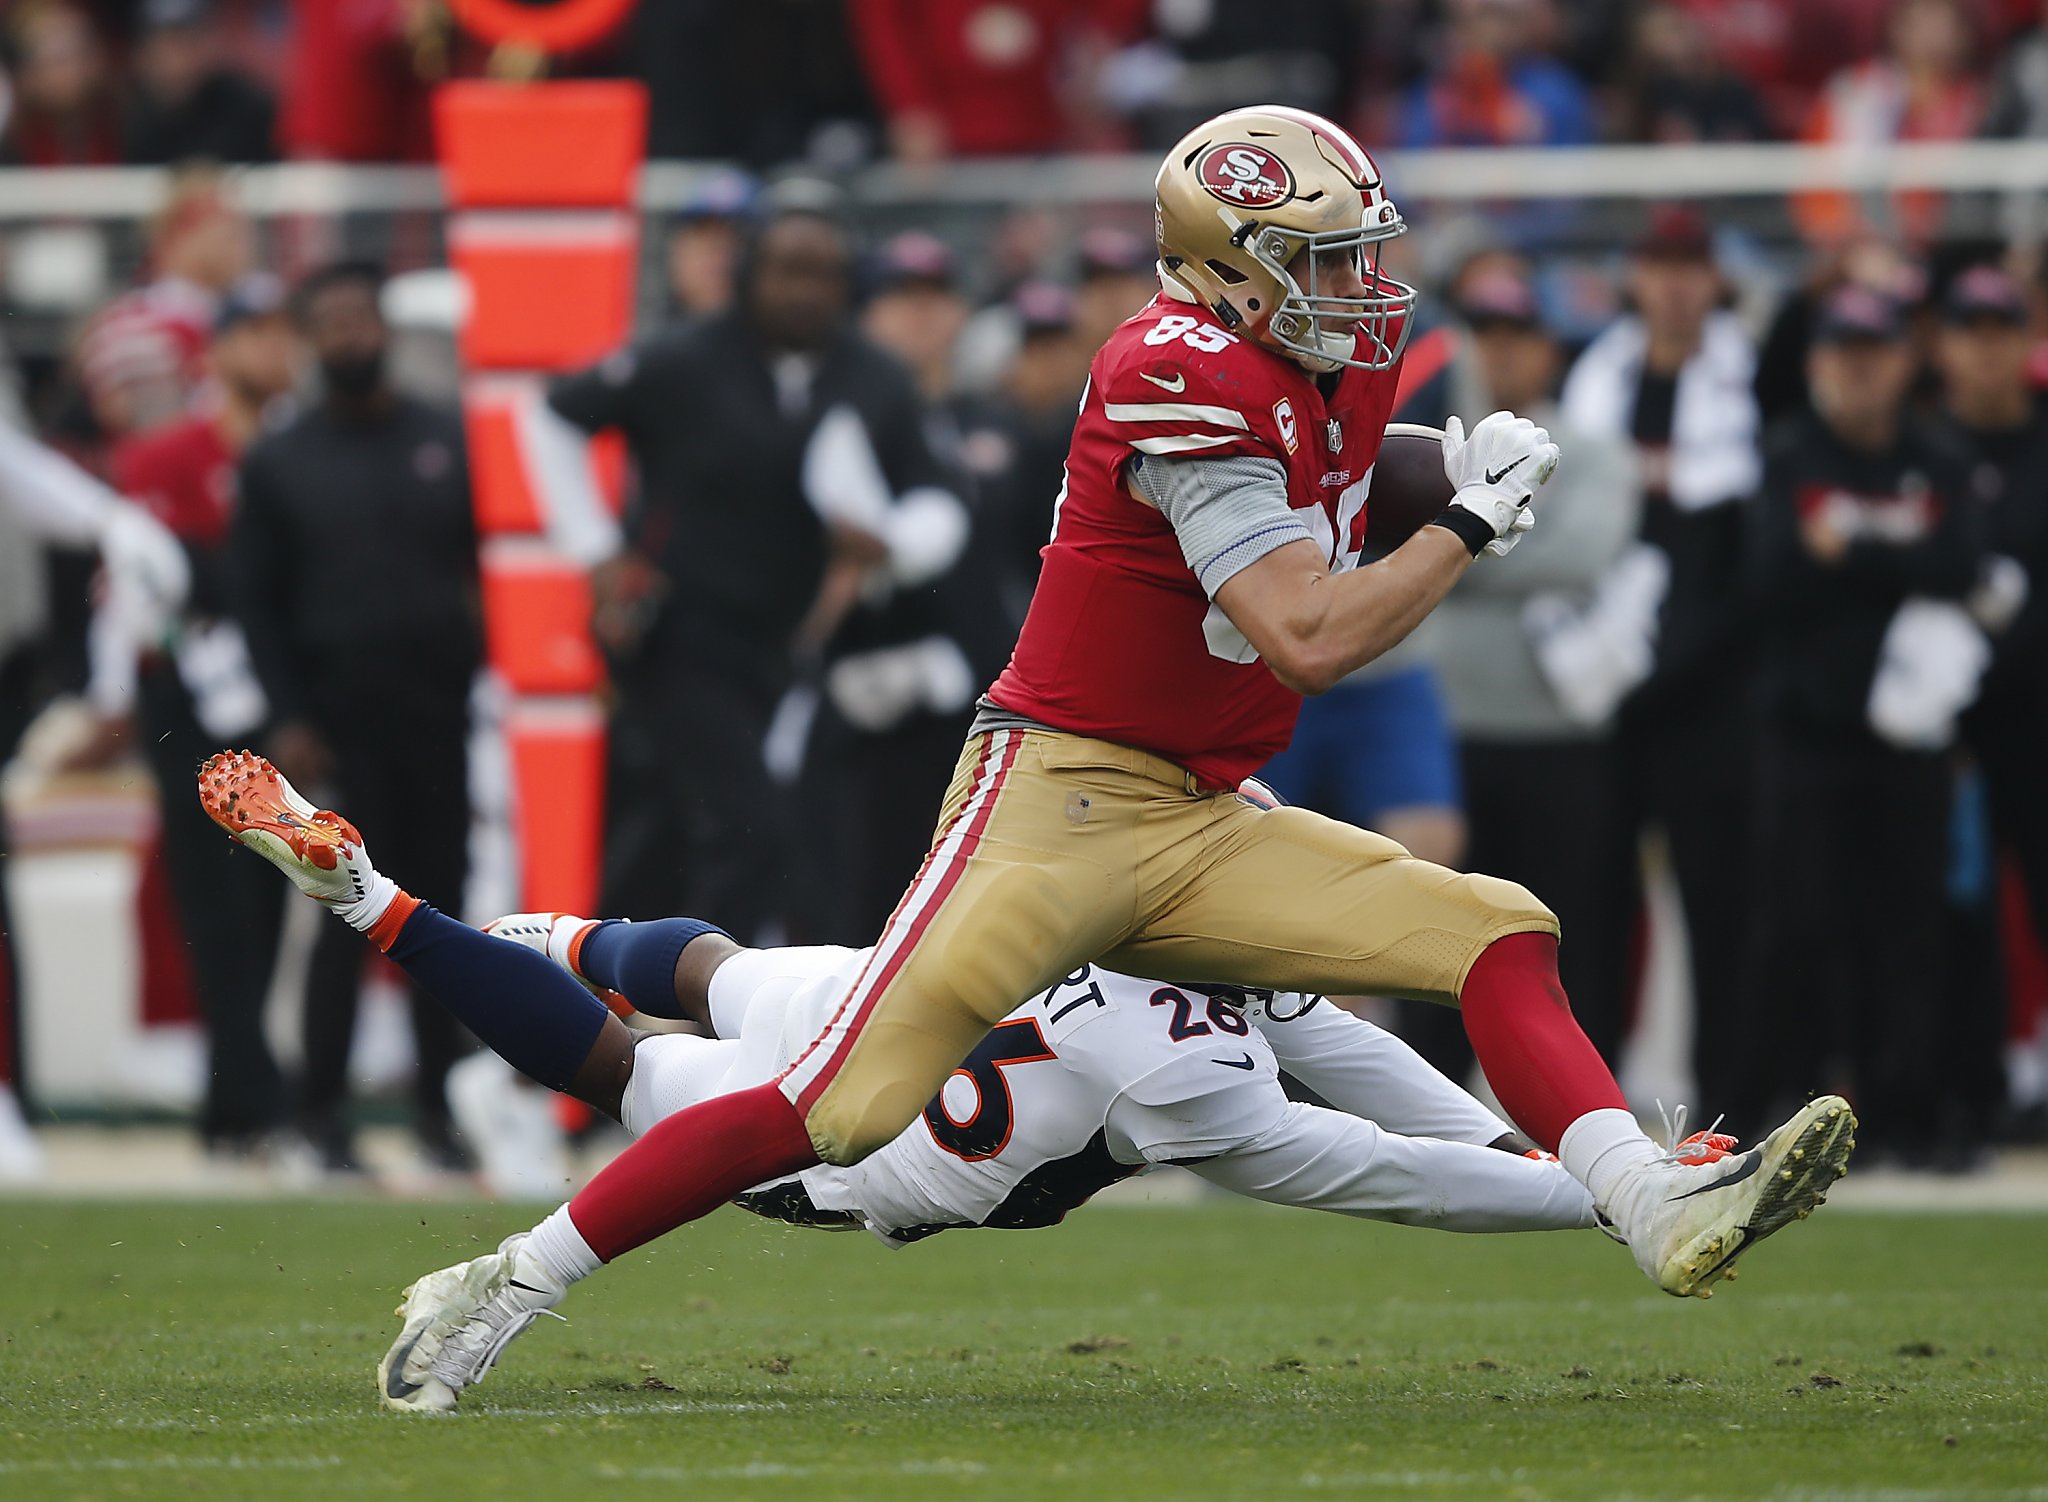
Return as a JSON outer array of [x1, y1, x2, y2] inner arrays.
[[1441, 411, 1562, 559]]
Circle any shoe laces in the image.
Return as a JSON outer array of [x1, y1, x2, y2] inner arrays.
[[1654, 1101, 1738, 1166], [428, 1291, 566, 1391]]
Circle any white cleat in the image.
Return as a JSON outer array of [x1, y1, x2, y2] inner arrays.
[[484, 911, 623, 1008], [197, 750, 375, 909], [1603, 1095, 1857, 1298], [377, 1233, 566, 1413]]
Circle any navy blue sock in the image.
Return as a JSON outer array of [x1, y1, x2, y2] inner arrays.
[[383, 902, 608, 1093], [575, 917, 729, 1018]]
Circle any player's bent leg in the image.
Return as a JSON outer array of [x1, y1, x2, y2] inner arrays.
[[1188, 1101, 1596, 1233], [200, 751, 632, 1113], [495, 731, 1134, 1279], [784, 731, 1135, 1165], [488, 911, 735, 1024], [1105, 798, 1557, 1005], [1107, 792, 1857, 1296], [1105, 796, 1615, 1157]]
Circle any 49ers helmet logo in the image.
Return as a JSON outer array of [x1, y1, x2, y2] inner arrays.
[[1195, 143, 1294, 208]]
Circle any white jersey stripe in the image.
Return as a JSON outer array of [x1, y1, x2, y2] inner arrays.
[[1104, 402, 1249, 430], [1129, 433, 1246, 455], [778, 730, 1020, 1111]]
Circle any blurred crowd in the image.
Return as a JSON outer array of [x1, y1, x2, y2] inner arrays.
[[5, 0, 2048, 1189], [12, 0, 2048, 168], [5, 171, 2048, 1187]]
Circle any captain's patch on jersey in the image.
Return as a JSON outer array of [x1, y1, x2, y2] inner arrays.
[[1273, 397, 1299, 454]]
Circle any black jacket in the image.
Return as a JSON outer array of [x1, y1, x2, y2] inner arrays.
[[1943, 407, 2048, 747], [549, 311, 939, 673], [233, 397, 480, 724], [1748, 413, 1979, 746]]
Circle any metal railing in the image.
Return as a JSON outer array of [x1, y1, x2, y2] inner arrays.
[[0, 139, 2045, 218]]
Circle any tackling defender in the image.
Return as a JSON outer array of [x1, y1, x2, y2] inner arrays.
[[212, 102, 1854, 1405], [194, 753, 1689, 1412]]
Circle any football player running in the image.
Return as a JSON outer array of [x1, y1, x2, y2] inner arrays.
[[196, 754, 1643, 1412], [208, 102, 1852, 1405]]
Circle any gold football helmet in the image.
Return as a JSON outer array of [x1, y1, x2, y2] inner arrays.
[[1155, 105, 1414, 372]]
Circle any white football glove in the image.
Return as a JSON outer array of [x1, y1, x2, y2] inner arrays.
[[1441, 411, 1561, 559]]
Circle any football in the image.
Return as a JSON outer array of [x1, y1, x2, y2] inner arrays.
[[1363, 422, 1454, 553]]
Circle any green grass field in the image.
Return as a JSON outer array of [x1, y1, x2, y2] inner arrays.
[[1, 1199, 2043, 1502]]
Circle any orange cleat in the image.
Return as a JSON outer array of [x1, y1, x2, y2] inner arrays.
[[196, 750, 373, 909]]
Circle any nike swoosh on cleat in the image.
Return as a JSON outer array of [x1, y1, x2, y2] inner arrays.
[[1484, 456, 1529, 486], [1214, 1053, 1258, 1071], [1667, 1150, 1762, 1200], [1140, 370, 1187, 394], [384, 1328, 428, 1399], [508, 1279, 552, 1295]]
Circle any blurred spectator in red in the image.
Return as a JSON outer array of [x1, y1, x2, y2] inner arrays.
[[1394, 0, 1595, 149], [1611, 3, 1775, 142], [121, 0, 277, 165], [1982, 0, 2048, 135], [665, 169, 757, 321], [853, 0, 1147, 162], [280, 0, 440, 161], [1663, 0, 1894, 133], [76, 167, 253, 440], [1072, 225, 1155, 353], [1, 0, 122, 165], [1795, 0, 1986, 246]]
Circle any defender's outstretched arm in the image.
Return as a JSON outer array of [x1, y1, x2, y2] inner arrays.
[[1186, 1101, 1595, 1233]]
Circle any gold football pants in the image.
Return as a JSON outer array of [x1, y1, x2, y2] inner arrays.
[[776, 729, 1557, 1164]]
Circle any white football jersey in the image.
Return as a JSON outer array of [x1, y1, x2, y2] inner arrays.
[[694, 947, 1289, 1240], [616, 944, 1527, 1243]]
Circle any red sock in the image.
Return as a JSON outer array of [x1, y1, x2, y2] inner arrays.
[[1460, 932, 1628, 1151], [566, 1082, 818, 1262]]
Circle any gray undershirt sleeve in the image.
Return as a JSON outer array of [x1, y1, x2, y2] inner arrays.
[[1128, 451, 1309, 598]]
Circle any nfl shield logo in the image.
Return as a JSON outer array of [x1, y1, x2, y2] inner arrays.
[[1324, 418, 1343, 453]]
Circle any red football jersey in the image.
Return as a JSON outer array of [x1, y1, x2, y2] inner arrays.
[[111, 412, 237, 548], [988, 295, 1404, 787]]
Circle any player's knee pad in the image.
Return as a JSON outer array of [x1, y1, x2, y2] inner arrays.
[[805, 1077, 932, 1167], [802, 994, 995, 1167], [1470, 873, 1559, 934]]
